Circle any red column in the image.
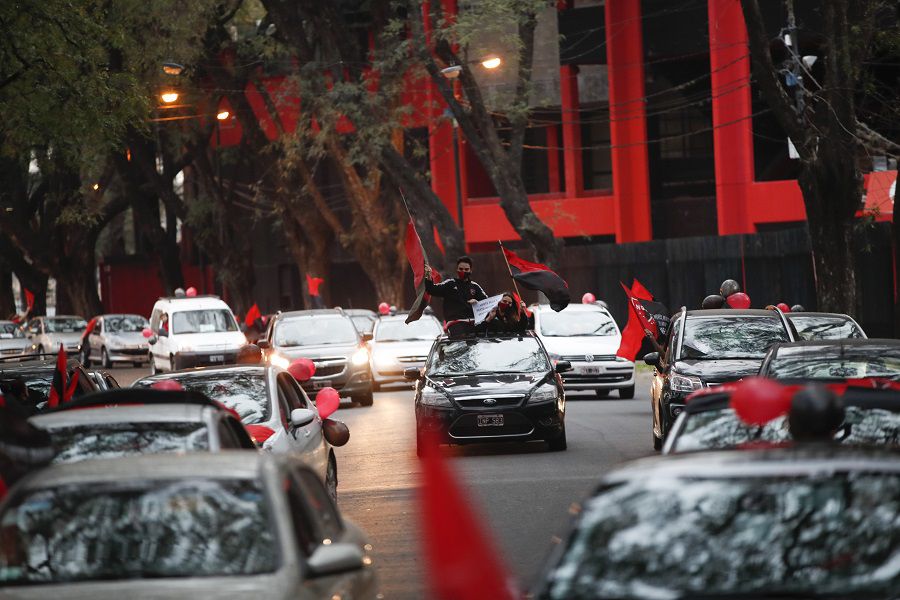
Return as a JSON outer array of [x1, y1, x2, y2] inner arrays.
[[559, 64, 583, 197], [708, 0, 755, 234], [605, 0, 652, 242]]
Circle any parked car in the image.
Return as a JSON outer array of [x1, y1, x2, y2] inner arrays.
[[758, 338, 900, 381], [786, 311, 867, 340], [134, 364, 339, 499], [28, 388, 257, 464], [343, 308, 377, 337], [0, 356, 99, 413], [533, 303, 635, 399], [148, 295, 246, 373], [263, 309, 374, 406], [0, 321, 31, 358], [369, 314, 442, 390], [408, 332, 570, 456], [24, 315, 86, 355], [644, 308, 794, 450], [0, 452, 378, 598], [82, 313, 151, 368], [533, 446, 900, 599]]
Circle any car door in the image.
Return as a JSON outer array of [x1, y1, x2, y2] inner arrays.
[[278, 373, 327, 474]]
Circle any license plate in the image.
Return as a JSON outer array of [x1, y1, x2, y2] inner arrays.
[[577, 366, 603, 375], [477, 414, 504, 427], [313, 379, 332, 390], [209, 354, 225, 362]]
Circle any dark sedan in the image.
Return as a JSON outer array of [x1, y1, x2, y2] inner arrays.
[[759, 338, 900, 381], [0, 356, 99, 413], [408, 333, 570, 456], [786, 311, 866, 340]]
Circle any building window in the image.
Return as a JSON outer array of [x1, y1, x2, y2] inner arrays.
[[581, 105, 612, 192]]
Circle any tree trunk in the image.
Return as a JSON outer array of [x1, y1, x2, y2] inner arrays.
[[0, 264, 15, 319], [55, 271, 103, 318], [18, 272, 48, 317]]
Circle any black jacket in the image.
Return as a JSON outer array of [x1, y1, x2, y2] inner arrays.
[[425, 277, 488, 321], [484, 311, 534, 335]]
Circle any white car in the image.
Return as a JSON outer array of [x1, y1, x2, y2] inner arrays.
[[24, 315, 86, 355], [369, 314, 442, 390], [83, 313, 151, 368], [532, 303, 636, 398], [0, 320, 31, 357], [148, 295, 246, 373]]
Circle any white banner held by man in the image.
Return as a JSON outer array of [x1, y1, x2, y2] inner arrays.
[[473, 295, 503, 325]]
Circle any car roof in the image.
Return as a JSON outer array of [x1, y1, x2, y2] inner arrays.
[[153, 297, 230, 310], [0, 357, 80, 373], [378, 314, 438, 323], [770, 338, 899, 350], [30, 404, 210, 429], [99, 313, 147, 319], [435, 331, 539, 343], [343, 309, 376, 317], [786, 312, 854, 319], [278, 309, 345, 319], [684, 386, 900, 414], [135, 364, 269, 382], [532, 303, 610, 314], [45, 388, 239, 413], [684, 309, 782, 317], [42, 315, 84, 320]]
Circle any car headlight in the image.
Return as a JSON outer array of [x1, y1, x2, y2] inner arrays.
[[670, 373, 703, 392], [269, 354, 290, 370], [351, 347, 369, 366], [528, 385, 558, 404], [420, 387, 452, 407]]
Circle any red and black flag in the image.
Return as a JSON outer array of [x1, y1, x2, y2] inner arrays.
[[501, 248, 570, 312], [405, 220, 441, 324], [616, 280, 670, 360], [47, 344, 79, 408], [244, 303, 262, 328]]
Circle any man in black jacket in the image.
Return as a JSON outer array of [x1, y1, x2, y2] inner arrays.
[[424, 256, 488, 336]]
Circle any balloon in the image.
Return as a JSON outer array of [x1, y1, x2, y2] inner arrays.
[[174, 287, 186, 297], [730, 377, 792, 426], [776, 302, 791, 313], [185, 286, 198, 297], [287, 358, 316, 382], [790, 304, 805, 313], [720, 279, 741, 297], [150, 380, 184, 392], [378, 302, 390, 315], [701, 294, 726, 309], [582, 292, 596, 304], [316, 387, 340, 420], [142, 327, 153, 338], [323, 418, 350, 446], [726, 292, 751, 309]]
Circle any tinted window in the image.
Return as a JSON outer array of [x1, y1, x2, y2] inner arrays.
[[789, 315, 865, 340], [294, 470, 342, 541], [135, 372, 270, 424], [672, 408, 790, 452], [274, 317, 357, 347], [0, 323, 25, 339], [541, 473, 900, 599], [427, 338, 550, 376], [767, 345, 900, 380], [172, 309, 237, 334], [44, 318, 86, 333], [539, 311, 618, 337], [104, 315, 150, 333], [0, 479, 278, 584], [48, 422, 210, 463], [375, 318, 441, 341], [681, 316, 788, 359]]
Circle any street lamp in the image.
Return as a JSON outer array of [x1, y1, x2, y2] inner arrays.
[[481, 56, 502, 70], [160, 91, 179, 104], [216, 110, 230, 121], [162, 61, 185, 76]]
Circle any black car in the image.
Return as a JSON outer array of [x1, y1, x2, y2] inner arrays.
[[645, 308, 794, 450], [0, 355, 99, 413], [534, 446, 900, 600], [786, 311, 867, 340], [408, 332, 570, 457], [759, 338, 900, 382]]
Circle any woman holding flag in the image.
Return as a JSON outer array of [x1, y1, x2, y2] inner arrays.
[[483, 291, 533, 334]]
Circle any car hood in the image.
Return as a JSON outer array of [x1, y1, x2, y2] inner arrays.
[[674, 358, 763, 383], [370, 340, 432, 360], [277, 343, 359, 360], [538, 334, 621, 356], [427, 372, 548, 397]]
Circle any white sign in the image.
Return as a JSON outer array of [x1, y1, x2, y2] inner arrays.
[[473, 295, 503, 325]]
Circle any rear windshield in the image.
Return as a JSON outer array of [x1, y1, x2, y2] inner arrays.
[[135, 372, 269, 425], [47, 422, 210, 464], [789, 314, 866, 340], [681, 316, 789, 359], [766, 345, 900, 380]]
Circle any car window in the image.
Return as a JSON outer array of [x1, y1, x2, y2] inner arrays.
[[104, 315, 150, 333], [789, 315, 866, 340], [671, 408, 791, 452], [426, 338, 551, 376], [216, 418, 242, 449], [293, 469, 342, 541], [274, 317, 357, 347], [284, 476, 318, 557], [171, 309, 237, 334], [44, 318, 87, 333], [47, 422, 210, 463], [680, 316, 789, 360], [766, 345, 900, 380], [539, 311, 618, 337], [280, 373, 311, 409], [224, 416, 256, 449], [375, 318, 441, 341], [0, 323, 25, 339], [277, 373, 304, 410], [135, 371, 270, 424], [666, 316, 682, 364]]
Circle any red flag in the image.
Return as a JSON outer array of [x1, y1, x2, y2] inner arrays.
[[405, 221, 441, 324], [47, 344, 68, 408], [616, 281, 670, 360], [419, 433, 515, 600], [24, 288, 34, 311], [631, 279, 653, 301], [244, 303, 262, 327], [306, 274, 325, 297], [502, 248, 570, 312], [512, 291, 532, 318]]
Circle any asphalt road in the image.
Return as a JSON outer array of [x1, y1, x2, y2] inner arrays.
[[112, 366, 654, 599]]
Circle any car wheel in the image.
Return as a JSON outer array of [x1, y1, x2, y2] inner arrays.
[[325, 454, 338, 503], [653, 430, 663, 451], [547, 425, 568, 451], [594, 389, 610, 399], [101, 347, 112, 369], [353, 391, 374, 407], [619, 385, 635, 399]]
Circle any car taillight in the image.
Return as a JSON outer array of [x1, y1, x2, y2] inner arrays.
[[245, 425, 275, 446]]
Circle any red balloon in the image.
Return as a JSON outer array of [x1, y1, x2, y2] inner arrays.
[[150, 380, 184, 392], [142, 327, 153, 338], [378, 302, 390, 315], [726, 292, 751, 309], [730, 377, 792, 426], [287, 358, 316, 382], [776, 302, 791, 313], [581, 292, 596, 304], [185, 286, 198, 297], [316, 387, 340, 420]]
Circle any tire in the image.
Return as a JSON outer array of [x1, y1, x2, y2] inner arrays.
[[547, 425, 568, 451], [353, 391, 374, 407], [325, 454, 338, 503], [653, 431, 663, 451], [595, 389, 610, 399], [101, 347, 112, 369], [619, 385, 635, 399]]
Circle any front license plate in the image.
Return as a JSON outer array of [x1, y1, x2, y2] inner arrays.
[[477, 414, 504, 427], [577, 366, 603, 375], [210, 354, 225, 362], [313, 379, 332, 390]]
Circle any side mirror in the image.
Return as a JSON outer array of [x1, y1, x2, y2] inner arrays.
[[643, 352, 660, 367], [290, 408, 316, 428], [306, 543, 364, 578], [555, 360, 572, 374], [257, 340, 270, 350], [362, 332, 373, 342], [403, 367, 422, 381]]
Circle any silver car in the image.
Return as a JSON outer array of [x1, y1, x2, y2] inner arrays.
[[369, 314, 442, 390], [0, 320, 31, 357], [83, 313, 151, 368], [0, 452, 378, 599], [25, 315, 86, 355]]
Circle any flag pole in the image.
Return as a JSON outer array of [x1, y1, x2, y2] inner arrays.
[[498, 241, 527, 318], [399, 187, 430, 266]]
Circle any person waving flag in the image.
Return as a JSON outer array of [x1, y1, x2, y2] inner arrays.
[[405, 220, 441, 324]]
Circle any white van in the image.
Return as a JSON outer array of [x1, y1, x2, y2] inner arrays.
[[147, 296, 246, 374]]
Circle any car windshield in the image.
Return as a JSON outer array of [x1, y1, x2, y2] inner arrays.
[[44, 318, 86, 333], [766, 345, 900, 380], [540, 472, 900, 599], [673, 405, 900, 452], [539, 310, 618, 337], [47, 422, 210, 464], [275, 317, 357, 347], [136, 372, 269, 424], [789, 314, 865, 340], [427, 338, 550, 376], [0, 323, 24, 339], [105, 315, 150, 333], [375, 318, 441, 342], [681, 316, 788, 359], [171, 310, 237, 335], [0, 478, 278, 585], [350, 315, 376, 335]]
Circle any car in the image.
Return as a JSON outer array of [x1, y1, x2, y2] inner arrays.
[[0, 321, 31, 358], [0, 452, 378, 599], [82, 313, 151, 368], [134, 364, 339, 499], [532, 303, 635, 399], [0, 356, 99, 413], [408, 332, 570, 457], [663, 383, 900, 454], [262, 309, 374, 407], [147, 295, 246, 373], [786, 310, 867, 340], [644, 308, 794, 450], [28, 388, 257, 464], [24, 315, 87, 355], [369, 314, 442, 390], [533, 445, 900, 600], [343, 308, 378, 337], [759, 338, 900, 381]]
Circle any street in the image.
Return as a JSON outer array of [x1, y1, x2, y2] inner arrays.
[[116, 367, 653, 599]]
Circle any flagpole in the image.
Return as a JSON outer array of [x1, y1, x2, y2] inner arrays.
[[399, 187, 430, 266], [497, 241, 527, 320]]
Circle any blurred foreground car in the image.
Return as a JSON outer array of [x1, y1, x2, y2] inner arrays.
[[759, 338, 900, 381], [0, 321, 31, 358], [0, 356, 98, 413], [0, 453, 378, 599], [24, 315, 86, 355], [786, 311, 866, 340], [369, 314, 441, 390], [534, 446, 900, 600], [82, 313, 151, 368]]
